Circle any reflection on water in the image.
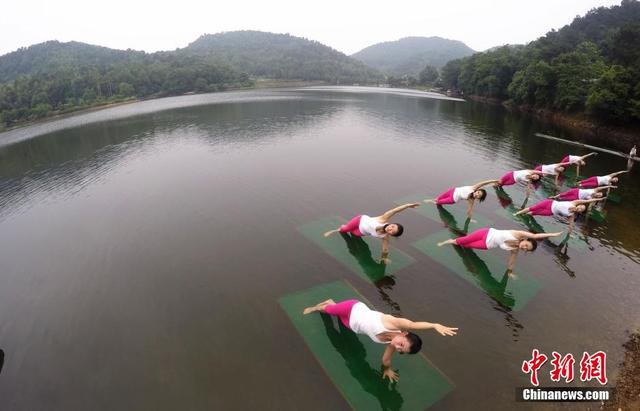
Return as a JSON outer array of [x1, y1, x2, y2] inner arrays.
[[436, 204, 526, 340], [321, 314, 403, 411], [435, 205, 524, 339], [339, 233, 401, 313], [493, 186, 578, 278], [0, 87, 639, 410]]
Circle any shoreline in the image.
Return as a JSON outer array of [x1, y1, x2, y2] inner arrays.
[[0, 80, 332, 134], [467, 95, 640, 151]]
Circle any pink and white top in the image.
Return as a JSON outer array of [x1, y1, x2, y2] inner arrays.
[[551, 201, 574, 217], [485, 228, 518, 251], [349, 302, 396, 344], [597, 176, 612, 186], [578, 189, 596, 200], [453, 186, 475, 202], [540, 164, 561, 174], [564, 155, 582, 164], [513, 169, 531, 184], [358, 215, 386, 238]]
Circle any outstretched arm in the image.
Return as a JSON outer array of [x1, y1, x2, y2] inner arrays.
[[472, 179, 500, 190], [380, 236, 391, 264], [381, 345, 399, 382], [507, 250, 519, 271], [573, 198, 606, 206], [513, 230, 563, 240], [379, 203, 420, 221], [466, 199, 475, 218], [568, 215, 575, 235], [608, 170, 629, 178], [385, 316, 458, 336], [580, 152, 598, 160], [531, 170, 556, 176], [594, 185, 617, 192]]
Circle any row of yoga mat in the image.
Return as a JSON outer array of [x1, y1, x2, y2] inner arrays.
[[279, 187, 602, 410]]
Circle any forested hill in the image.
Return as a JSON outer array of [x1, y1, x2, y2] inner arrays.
[[184, 31, 383, 83], [0, 41, 143, 84], [0, 41, 251, 130], [0, 31, 383, 130], [351, 37, 475, 76], [441, 0, 640, 126]]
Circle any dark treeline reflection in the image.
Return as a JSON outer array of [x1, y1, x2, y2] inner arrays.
[[0, 98, 339, 220]]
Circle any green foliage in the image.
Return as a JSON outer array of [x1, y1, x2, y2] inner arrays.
[[508, 60, 555, 106], [0, 41, 254, 128], [586, 65, 639, 122], [185, 31, 383, 84], [551, 42, 606, 112], [440, 59, 461, 90], [418, 65, 439, 85], [444, 0, 640, 125]]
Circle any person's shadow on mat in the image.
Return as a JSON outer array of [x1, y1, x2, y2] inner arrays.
[[340, 233, 402, 313], [321, 314, 403, 411]]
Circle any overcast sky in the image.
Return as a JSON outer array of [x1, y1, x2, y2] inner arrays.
[[0, 0, 623, 57]]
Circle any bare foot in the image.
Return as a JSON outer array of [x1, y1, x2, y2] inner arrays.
[[303, 306, 317, 315], [324, 229, 339, 237], [303, 299, 334, 314], [424, 199, 436, 204], [437, 240, 452, 247]]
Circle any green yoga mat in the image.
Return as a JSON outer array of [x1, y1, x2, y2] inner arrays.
[[493, 208, 587, 250], [412, 230, 542, 311], [279, 280, 454, 410], [394, 194, 493, 231], [297, 217, 415, 283]]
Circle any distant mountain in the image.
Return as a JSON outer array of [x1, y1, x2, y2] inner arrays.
[[185, 30, 383, 83], [351, 36, 475, 76]]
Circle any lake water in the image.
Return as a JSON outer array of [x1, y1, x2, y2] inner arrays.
[[0, 87, 638, 410]]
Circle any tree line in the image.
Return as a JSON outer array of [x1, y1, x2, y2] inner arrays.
[[439, 0, 640, 125], [0, 45, 252, 129]]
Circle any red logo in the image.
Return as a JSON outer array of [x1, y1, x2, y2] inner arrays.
[[521, 349, 548, 386], [550, 352, 575, 383], [579, 351, 607, 385], [521, 349, 607, 386]]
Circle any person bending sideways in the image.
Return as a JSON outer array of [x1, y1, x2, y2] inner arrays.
[[424, 179, 499, 219], [324, 203, 420, 264], [303, 299, 458, 382], [496, 169, 553, 195], [550, 186, 615, 201], [513, 198, 605, 235], [579, 170, 628, 188], [437, 228, 562, 272], [534, 162, 571, 185], [560, 153, 597, 175]]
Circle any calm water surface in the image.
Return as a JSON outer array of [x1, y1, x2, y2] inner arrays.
[[0, 87, 639, 410]]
